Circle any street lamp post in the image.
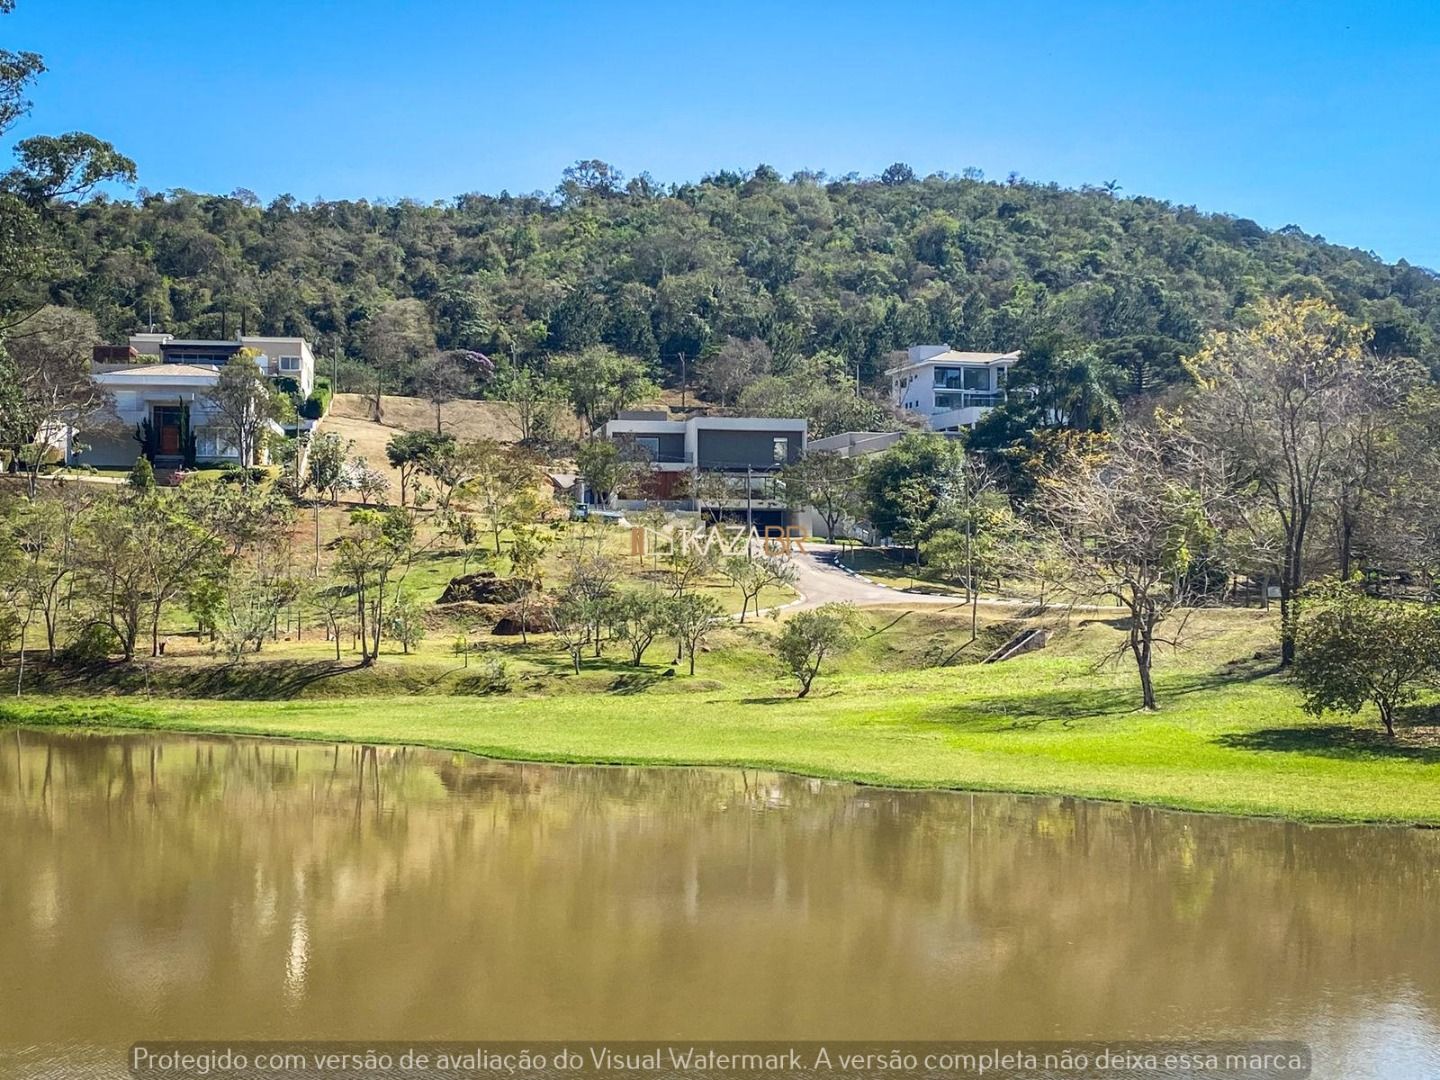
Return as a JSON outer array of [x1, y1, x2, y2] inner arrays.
[[745, 465, 754, 559]]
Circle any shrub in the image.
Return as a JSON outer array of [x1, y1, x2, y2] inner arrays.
[[469, 651, 510, 694], [62, 623, 120, 665], [127, 456, 155, 490], [213, 465, 270, 485], [300, 378, 333, 420], [1294, 578, 1440, 736], [274, 375, 302, 402]]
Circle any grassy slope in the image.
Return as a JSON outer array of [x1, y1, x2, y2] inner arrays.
[[5, 609, 1438, 825]]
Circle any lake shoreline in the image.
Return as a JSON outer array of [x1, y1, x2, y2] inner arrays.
[[6, 695, 1438, 830]]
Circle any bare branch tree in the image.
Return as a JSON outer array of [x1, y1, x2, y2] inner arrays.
[[1041, 424, 1225, 710]]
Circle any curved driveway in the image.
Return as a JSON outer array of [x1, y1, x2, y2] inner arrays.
[[786, 544, 969, 611]]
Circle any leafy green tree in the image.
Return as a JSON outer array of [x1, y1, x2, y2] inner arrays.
[[1184, 297, 1391, 665], [493, 364, 564, 445], [550, 346, 658, 431], [561, 551, 622, 657], [461, 440, 546, 553], [505, 524, 550, 645], [780, 450, 861, 542], [665, 592, 725, 676], [860, 433, 966, 561], [775, 603, 861, 698], [576, 438, 643, 507], [1294, 579, 1440, 737], [386, 430, 452, 506], [0, 3, 135, 328], [552, 594, 593, 674], [308, 431, 351, 504], [10, 485, 92, 657], [214, 559, 298, 662], [384, 587, 427, 655], [74, 487, 226, 660], [204, 352, 290, 467], [722, 553, 797, 622], [607, 590, 669, 667], [880, 162, 916, 186], [418, 437, 487, 509], [334, 507, 413, 665], [737, 364, 891, 438]]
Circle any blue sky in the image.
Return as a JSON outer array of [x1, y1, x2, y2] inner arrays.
[[7, 0, 1440, 267]]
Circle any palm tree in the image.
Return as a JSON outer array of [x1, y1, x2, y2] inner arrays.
[[1049, 351, 1122, 431]]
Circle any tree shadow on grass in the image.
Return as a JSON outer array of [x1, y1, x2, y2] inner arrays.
[[921, 659, 1281, 732], [609, 670, 667, 695], [174, 660, 367, 700], [26, 657, 367, 701], [1215, 723, 1440, 763]]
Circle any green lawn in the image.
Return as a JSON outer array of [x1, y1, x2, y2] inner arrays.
[[5, 609, 1437, 825]]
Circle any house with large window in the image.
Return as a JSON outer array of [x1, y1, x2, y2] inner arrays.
[[61, 363, 286, 470], [890, 345, 1020, 431], [596, 411, 808, 527], [127, 333, 318, 394], [57, 332, 319, 470]]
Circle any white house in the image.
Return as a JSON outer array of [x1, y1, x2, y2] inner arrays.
[[126, 333, 318, 395], [64, 363, 283, 470], [890, 345, 1020, 431]]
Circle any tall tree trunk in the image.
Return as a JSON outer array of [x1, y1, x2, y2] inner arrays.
[[1135, 645, 1156, 710], [1338, 511, 1355, 580], [1278, 579, 1297, 667], [15, 620, 28, 697]]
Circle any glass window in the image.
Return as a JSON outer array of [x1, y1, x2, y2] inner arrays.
[[773, 437, 789, 463], [279, 355, 301, 371], [962, 367, 989, 391], [196, 430, 231, 459], [635, 436, 660, 459]]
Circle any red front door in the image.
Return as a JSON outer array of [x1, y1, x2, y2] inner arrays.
[[153, 406, 182, 456]]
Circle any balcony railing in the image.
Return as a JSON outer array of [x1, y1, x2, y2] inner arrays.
[[933, 391, 1006, 410], [629, 449, 693, 465]]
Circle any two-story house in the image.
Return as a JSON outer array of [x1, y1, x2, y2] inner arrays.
[[128, 333, 318, 395], [60, 333, 319, 470], [890, 345, 1019, 431], [596, 412, 808, 528]]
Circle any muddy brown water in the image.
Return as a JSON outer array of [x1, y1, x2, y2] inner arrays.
[[1, 728, 1437, 1078]]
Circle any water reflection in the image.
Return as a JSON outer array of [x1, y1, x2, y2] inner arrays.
[[0, 727, 1437, 1077]]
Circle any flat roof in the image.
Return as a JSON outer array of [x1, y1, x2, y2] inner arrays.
[[892, 349, 1020, 373], [98, 363, 221, 379]]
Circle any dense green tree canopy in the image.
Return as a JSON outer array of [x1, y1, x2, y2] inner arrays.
[[25, 163, 1440, 398]]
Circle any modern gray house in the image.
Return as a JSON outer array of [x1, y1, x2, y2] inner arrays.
[[596, 412, 808, 526]]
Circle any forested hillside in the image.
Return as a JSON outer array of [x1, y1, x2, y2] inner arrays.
[[42, 161, 1440, 392]]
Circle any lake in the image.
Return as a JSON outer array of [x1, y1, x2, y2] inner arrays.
[[1, 728, 1437, 1078]]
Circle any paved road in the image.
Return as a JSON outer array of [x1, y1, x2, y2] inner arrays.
[[786, 543, 970, 611]]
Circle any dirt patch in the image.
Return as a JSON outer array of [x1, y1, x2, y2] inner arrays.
[[316, 394, 579, 490]]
